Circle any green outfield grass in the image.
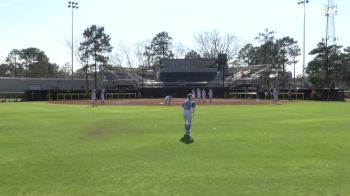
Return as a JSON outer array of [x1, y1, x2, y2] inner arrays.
[[1, 101, 350, 195]]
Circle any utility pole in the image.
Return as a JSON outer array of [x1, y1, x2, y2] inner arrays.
[[297, 0, 309, 89], [68, 1, 79, 84]]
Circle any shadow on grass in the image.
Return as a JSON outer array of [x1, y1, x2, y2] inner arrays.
[[179, 135, 194, 144], [272, 103, 282, 105]]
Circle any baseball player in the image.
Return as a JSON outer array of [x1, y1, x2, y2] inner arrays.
[[181, 94, 196, 141], [288, 90, 292, 102], [196, 88, 201, 100], [100, 88, 105, 105], [163, 95, 172, 105], [201, 89, 206, 103], [273, 88, 278, 104], [91, 89, 97, 107], [191, 89, 196, 99], [208, 88, 213, 103]]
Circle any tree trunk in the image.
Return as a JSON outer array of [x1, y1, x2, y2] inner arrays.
[[94, 50, 97, 90], [85, 63, 89, 90], [14, 58, 16, 77], [282, 49, 285, 89], [293, 56, 296, 89], [282, 62, 285, 89], [274, 67, 277, 88]]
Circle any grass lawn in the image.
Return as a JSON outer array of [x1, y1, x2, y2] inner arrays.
[[1, 101, 350, 195]]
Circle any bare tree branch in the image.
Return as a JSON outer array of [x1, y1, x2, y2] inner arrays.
[[173, 43, 188, 59], [193, 30, 241, 65], [118, 41, 133, 69], [134, 40, 150, 67], [108, 52, 123, 67]]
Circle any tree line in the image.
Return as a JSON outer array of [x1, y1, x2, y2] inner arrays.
[[1, 25, 349, 88], [307, 43, 350, 88], [1, 48, 69, 78], [236, 28, 350, 88]]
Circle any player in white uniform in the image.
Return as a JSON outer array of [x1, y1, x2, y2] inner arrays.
[[191, 89, 196, 99], [196, 88, 201, 100], [91, 89, 97, 107], [273, 88, 278, 104], [201, 89, 206, 103], [208, 89, 213, 103], [100, 89, 105, 105], [162, 95, 172, 105], [182, 94, 196, 140]]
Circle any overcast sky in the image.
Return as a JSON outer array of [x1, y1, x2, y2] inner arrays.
[[0, 0, 349, 76]]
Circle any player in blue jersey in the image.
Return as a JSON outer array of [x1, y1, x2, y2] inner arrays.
[[180, 94, 196, 143]]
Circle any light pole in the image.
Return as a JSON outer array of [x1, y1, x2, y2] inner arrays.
[[297, 0, 309, 89], [68, 1, 78, 82]]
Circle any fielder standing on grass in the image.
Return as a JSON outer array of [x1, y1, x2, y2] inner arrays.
[[91, 89, 97, 107], [288, 90, 292, 102], [273, 88, 278, 104], [100, 88, 105, 105], [181, 94, 196, 142], [196, 88, 201, 101], [202, 89, 206, 103], [208, 88, 213, 103]]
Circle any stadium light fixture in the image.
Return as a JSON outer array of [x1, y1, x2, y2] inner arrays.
[[297, 0, 309, 89], [68, 1, 79, 82]]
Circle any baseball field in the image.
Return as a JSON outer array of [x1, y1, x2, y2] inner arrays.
[[1, 100, 350, 195]]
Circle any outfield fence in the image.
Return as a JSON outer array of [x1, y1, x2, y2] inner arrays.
[[278, 92, 304, 100], [225, 92, 257, 99], [54, 93, 91, 100], [0, 92, 25, 102], [52, 92, 138, 100], [106, 93, 137, 99], [224, 92, 305, 100]]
